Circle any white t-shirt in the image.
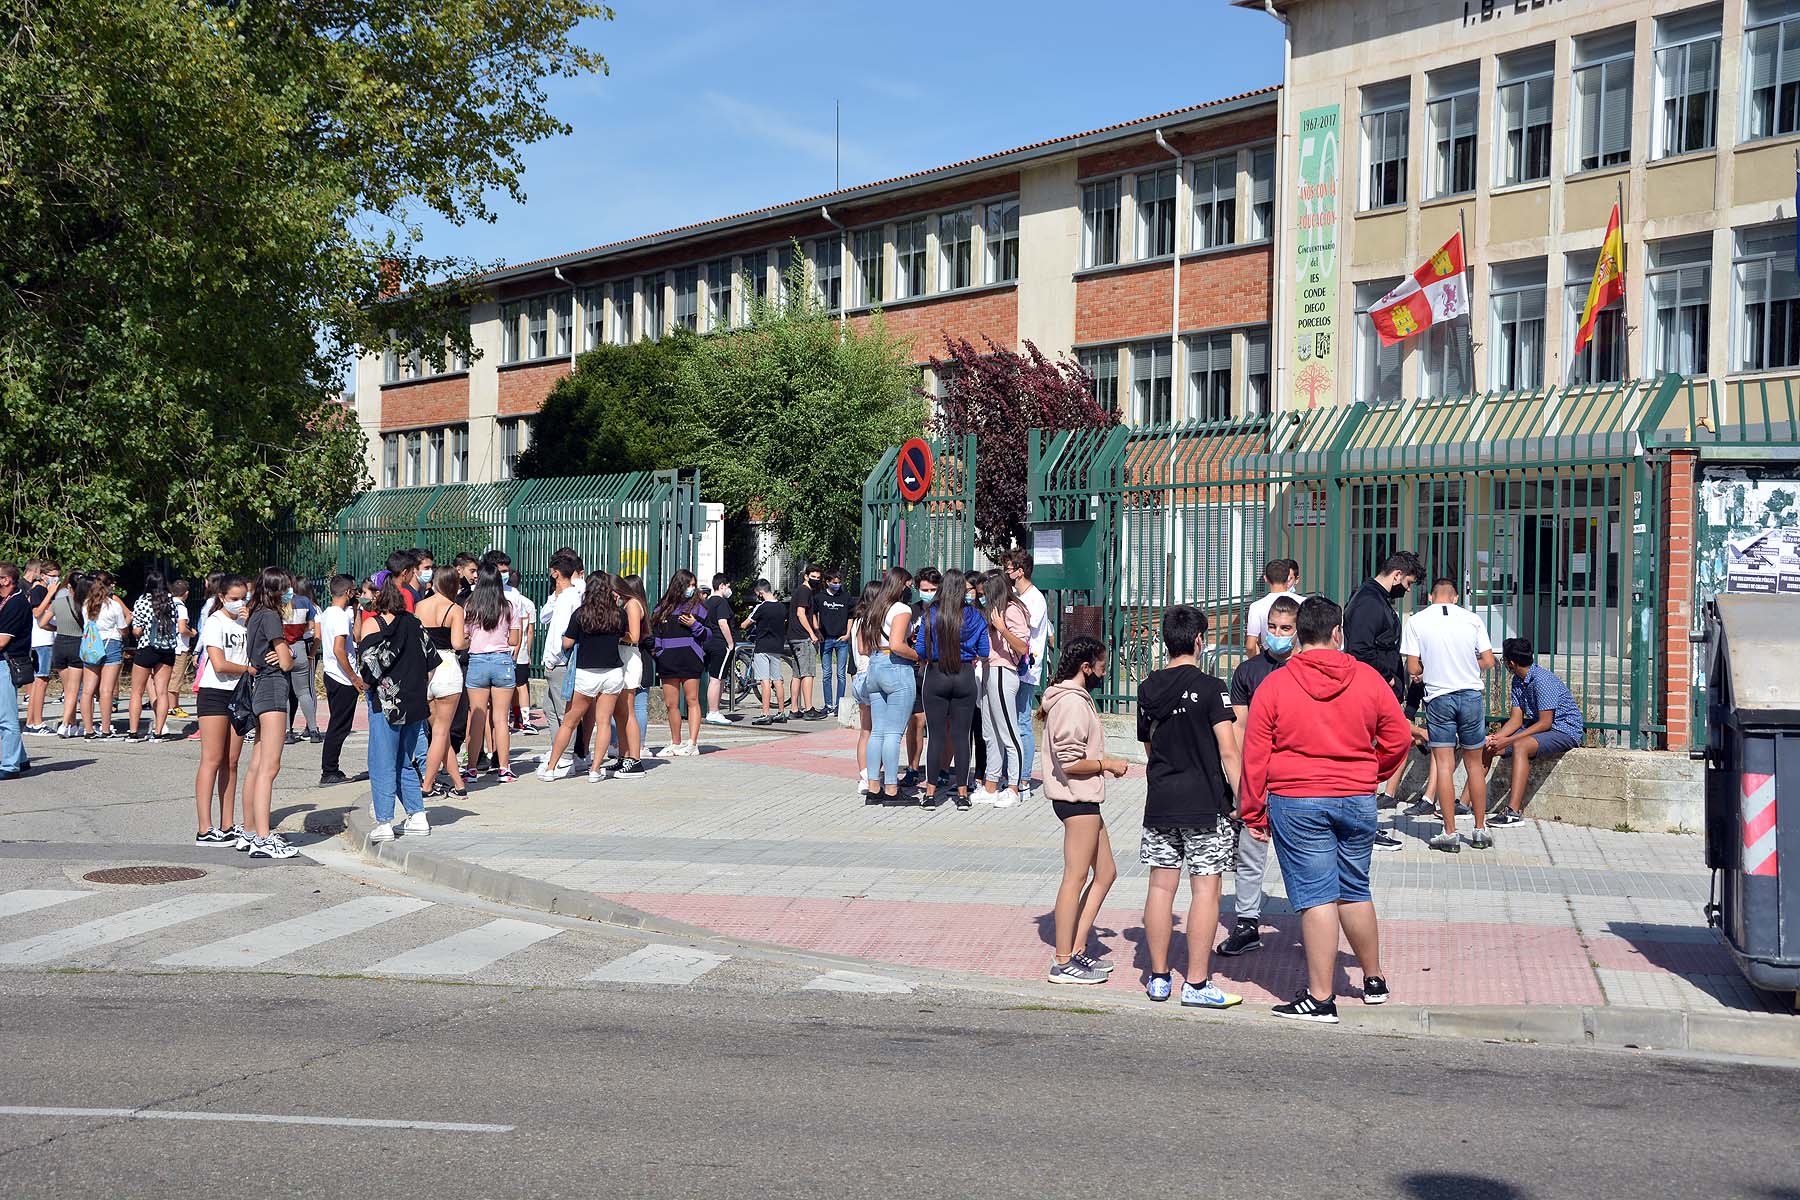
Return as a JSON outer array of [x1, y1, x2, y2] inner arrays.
[[1400, 602, 1493, 701], [1018, 584, 1050, 684], [879, 601, 911, 648], [850, 623, 872, 675], [541, 584, 581, 669], [507, 588, 538, 665], [196, 613, 248, 691], [1246, 588, 1307, 642], [92, 597, 129, 640], [30, 585, 55, 648], [319, 604, 355, 686]]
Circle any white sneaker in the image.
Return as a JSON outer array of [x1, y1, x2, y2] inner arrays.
[[655, 744, 679, 759], [703, 711, 732, 726], [993, 788, 1020, 808], [368, 822, 395, 842], [682, 740, 701, 756], [248, 834, 298, 860], [972, 790, 998, 805], [586, 769, 607, 783], [535, 762, 570, 781], [1017, 786, 1034, 805], [401, 811, 430, 836]]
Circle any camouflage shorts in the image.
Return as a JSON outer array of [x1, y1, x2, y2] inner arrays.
[[1139, 817, 1237, 877]]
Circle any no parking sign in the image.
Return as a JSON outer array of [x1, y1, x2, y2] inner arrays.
[[897, 438, 933, 504]]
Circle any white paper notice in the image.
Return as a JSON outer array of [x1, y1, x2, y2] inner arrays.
[[1033, 527, 1064, 567]]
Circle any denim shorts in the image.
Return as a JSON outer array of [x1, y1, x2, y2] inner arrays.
[[753, 652, 783, 682], [787, 639, 820, 677], [1506, 728, 1580, 758], [1267, 793, 1379, 911], [87, 639, 124, 668], [464, 650, 515, 690], [32, 646, 51, 678], [1425, 689, 1486, 749]]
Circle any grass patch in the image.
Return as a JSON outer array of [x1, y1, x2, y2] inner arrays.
[[1612, 822, 1636, 833], [1003, 1003, 1107, 1016]]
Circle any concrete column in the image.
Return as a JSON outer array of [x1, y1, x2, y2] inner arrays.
[[1016, 160, 1078, 355], [467, 300, 502, 485]]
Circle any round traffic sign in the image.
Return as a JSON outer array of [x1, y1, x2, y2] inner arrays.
[[897, 438, 933, 504]]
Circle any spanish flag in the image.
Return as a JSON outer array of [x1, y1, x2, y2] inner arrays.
[[1575, 203, 1625, 354]]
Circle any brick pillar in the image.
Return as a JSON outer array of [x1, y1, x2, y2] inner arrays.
[[1661, 450, 1699, 752]]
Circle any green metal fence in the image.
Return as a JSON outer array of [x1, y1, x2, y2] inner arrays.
[[1028, 376, 1687, 748], [859, 435, 978, 585], [269, 470, 703, 672]]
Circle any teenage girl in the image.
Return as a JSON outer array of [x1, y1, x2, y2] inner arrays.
[[193, 576, 250, 848], [609, 573, 649, 779], [848, 580, 882, 798], [650, 569, 707, 757], [536, 572, 626, 783], [462, 561, 520, 784], [241, 567, 297, 859], [127, 570, 185, 740], [81, 572, 130, 738], [416, 569, 468, 797]]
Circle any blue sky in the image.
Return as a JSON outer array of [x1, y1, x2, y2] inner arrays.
[[409, 0, 1285, 271]]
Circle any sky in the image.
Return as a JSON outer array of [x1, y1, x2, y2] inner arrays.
[[406, 0, 1285, 278]]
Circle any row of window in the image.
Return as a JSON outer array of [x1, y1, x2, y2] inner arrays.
[[381, 340, 469, 385], [1076, 326, 1271, 424], [1079, 145, 1275, 270], [378, 419, 534, 488], [1361, 0, 1800, 209], [1350, 223, 1798, 403]]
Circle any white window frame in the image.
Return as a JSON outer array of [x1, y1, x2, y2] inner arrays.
[[580, 287, 603, 351], [1078, 347, 1120, 413], [1081, 179, 1120, 268], [894, 218, 927, 300], [938, 208, 974, 291], [812, 235, 842, 310], [1185, 331, 1233, 421], [1496, 48, 1554, 187], [851, 229, 883, 308], [498, 418, 532, 482], [382, 346, 400, 383], [1426, 66, 1480, 199], [449, 425, 469, 483], [1248, 147, 1275, 241], [1742, 0, 1800, 141], [702, 259, 731, 331], [983, 198, 1020, 283], [402, 430, 423, 487], [673, 267, 699, 332], [1488, 261, 1548, 392], [425, 427, 446, 485], [1134, 169, 1177, 260], [1419, 320, 1472, 399], [739, 251, 769, 323], [610, 285, 634, 345], [642, 275, 664, 341], [1354, 278, 1404, 405], [1191, 154, 1236, 251], [1129, 340, 1173, 425], [551, 293, 572, 356], [1244, 327, 1271, 414], [500, 302, 521, 364], [381, 434, 399, 488], [1572, 29, 1635, 173], [1361, 81, 1410, 210], [1733, 224, 1800, 372], [1653, 8, 1721, 159], [526, 297, 548, 359], [1645, 238, 1712, 376], [1564, 251, 1627, 385]]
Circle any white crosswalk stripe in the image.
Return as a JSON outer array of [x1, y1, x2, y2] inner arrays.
[[0, 889, 94, 920], [0, 893, 266, 965], [367, 918, 561, 976], [585, 944, 729, 986], [155, 897, 431, 968], [803, 970, 915, 995]]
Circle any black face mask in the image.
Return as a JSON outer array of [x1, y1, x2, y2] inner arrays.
[[1387, 582, 1410, 600], [1081, 668, 1104, 692]]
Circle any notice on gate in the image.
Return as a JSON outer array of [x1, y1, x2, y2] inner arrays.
[[1700, 470, 1800, 596], [1292, 103, 1340, 409]]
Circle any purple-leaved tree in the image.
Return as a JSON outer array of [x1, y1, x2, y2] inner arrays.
[[925, 335, 1119, 559]]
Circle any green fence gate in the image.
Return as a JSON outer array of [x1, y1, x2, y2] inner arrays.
[[859, 435, 978, 585]]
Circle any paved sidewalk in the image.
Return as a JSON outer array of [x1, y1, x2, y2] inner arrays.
[[386, 725, 1788, 1016]]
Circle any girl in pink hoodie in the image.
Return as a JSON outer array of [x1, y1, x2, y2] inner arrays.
[[1039, 636, 1130, 984]]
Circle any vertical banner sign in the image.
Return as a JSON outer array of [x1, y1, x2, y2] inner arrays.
[[1292, 104, 1340, 408]]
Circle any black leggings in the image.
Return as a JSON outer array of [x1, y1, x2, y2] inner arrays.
[[922, 662, 977, 792]]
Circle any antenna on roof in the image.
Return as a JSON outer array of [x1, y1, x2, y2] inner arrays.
[[835, 99, 841, 190]]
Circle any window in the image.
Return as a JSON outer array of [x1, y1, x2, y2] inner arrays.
[[1361, 79, 1409, 209], [1249, 147, 1274, 240], [983, 198, 1020, 283], [1654, 7, 1720, 158], [673, 267, 699, 332], [1489, 260, 1547, 391], [852, 228, 884, 307], [527, 297, 548, 359], [551, 293, 572, 356], [1572, 27, 1634, 172], [1426, 63, 1480, 198], [499, 419, 531, 482], [1244, 327, 1271, 414], [382, 434, 399, 489], [1734, 225, 1800, 371], [739, 251, 768, 323], [938, 208, 973, 291], [450, 339, 468, 373], [774, 245, 795, 306], [812, 235, 842, 310], [382, 346, 400, 383], [1646, 236, 1711, 375], [1135, 169, 1176, 260], [1496, 46, 1554, 186], [404, 348, 423, 379], [1354, 279, 1404, 404], [894, 218, 927, 300], [403, 431, 423, 486], [1564, 250, 1627, 384], [702, 259, 731, 331], [425, 427, 445, 485], [449, 425, 469, 484], [1081, 180, 1120, 268], [610, 285, 634, 345], [1192, 155, 1236, 250], [1186, 332, 1232, 421], [580, 287, 604, 351], [642, 275, 664, 341], [1129, 340, 1173, 424], [1419, 320, 1472, 398], [1743, 0, 1800, 140], [500, 302, 521, 363], [1079, 348, 1120, 413]]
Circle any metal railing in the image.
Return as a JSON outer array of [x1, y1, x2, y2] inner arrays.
[[859, 434, 978, 584]]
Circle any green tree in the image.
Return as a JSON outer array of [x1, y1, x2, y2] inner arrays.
[[677, 266, 925, 570], [515, 332, 699, 478], [0, 0, 608, 571]]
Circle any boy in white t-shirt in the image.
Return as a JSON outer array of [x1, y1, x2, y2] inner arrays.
[[317, 574, 361, 787], [1400, 578, 1497, 852]]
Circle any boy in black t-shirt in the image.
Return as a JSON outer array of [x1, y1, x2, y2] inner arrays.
[[740, 580, 789, 726], [1135, 605, 1243, 1010], [702, 574, 737, 724]]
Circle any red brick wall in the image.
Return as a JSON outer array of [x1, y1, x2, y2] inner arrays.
[[849, 289, 1020, 360], [1074, 244, 1273, 344], [379, 375, 470, 431], [497, 361, 571, 417], [1661, 449, 1698, 752], [1075, 115, 1275, 179]]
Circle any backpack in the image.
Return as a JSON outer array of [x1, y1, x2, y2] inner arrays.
[[79, 615, 106, 665]]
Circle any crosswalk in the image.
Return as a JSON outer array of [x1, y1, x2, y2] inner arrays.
[[0, 888, 915, 996]]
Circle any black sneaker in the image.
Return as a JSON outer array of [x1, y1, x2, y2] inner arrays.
[[319, 771, 350, 788], [1362, 976, 1390, 1005], [953, 793, 972, 810], [751, 715, 774, 726], [614, 758, 646, 780], [194, 827, 235, 846], [1454, 802, 1473, 817], [1402, 798, 1438, 817], [1216, 918, 1264, 957], [1271, 990, 1340, 1024], [1371, 829, 1404, 852], [1488, 808, 1524, 826], [772, 713, 788, 724]]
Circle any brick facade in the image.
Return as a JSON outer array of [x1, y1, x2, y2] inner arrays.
[[1661, 450, 1699, 752], [497, 361, 572, 417], [1074, 245, 1274, 345], [850, 287, 1020, 361], [379, 374, 470, 431]]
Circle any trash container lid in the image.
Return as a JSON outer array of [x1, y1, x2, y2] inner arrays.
[[1716, 594, 1800, 724]]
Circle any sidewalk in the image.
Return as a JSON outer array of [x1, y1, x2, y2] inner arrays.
[[360, 724, 1790, 1018]]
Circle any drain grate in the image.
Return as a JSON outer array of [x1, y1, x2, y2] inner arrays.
[[82, 866, 207, 886]]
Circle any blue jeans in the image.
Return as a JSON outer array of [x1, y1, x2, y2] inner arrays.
[[820, 639, 850, 710], [864, 652, 917, 786], [1424, 689, 1486, 749], [0, 667, 26, 775], [366, 702, 428, 825], [1266, 793, 1379, 911], [1015, 674, 1039, 788]]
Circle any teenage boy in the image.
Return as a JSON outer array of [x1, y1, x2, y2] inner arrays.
[[1483, 638, 1585, 826], [1217, 593, 1300, 957], [540, 552, 585, 766], [1136, 605, 1244, 1009], [383, 549, 420, 613], [702, 574, 736, 725], [411, 549, 436, 605], [165, 578, 193, 722], [1402, 577, 1497, 853], [743, 580, 789, 725], [318, 574, 362, 787], [787, 565, 824, 719], [1342, 549, 1425, 850], [815, 568, 853, 715], [1245, 560, 1304, 657], [1002, 550, 1051, 800]]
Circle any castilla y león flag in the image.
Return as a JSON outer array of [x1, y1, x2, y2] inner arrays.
[[1369, 232, 1468, 346], [1574, 202, 1624, 354]]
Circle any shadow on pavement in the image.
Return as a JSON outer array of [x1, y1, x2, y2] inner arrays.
[[1400, 1173, 1528, 1199]]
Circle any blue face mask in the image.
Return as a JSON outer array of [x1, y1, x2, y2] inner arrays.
[[684, 586, 696, 599], [1265, 633, 1296, 656], [282, 588, 295, 605]]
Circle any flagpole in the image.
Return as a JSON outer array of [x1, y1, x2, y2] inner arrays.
[[1617, 179, 1627, 369], [1458, 208, 1475, 389]]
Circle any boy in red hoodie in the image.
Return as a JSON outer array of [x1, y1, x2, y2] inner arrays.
[[1241, 595, 1410, 1024]]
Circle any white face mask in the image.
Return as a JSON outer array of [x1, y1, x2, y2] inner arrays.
[[418, 568, 434, 586], [222, 598, 246, 615]]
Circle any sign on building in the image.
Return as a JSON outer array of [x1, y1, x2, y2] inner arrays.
[[1292, 104, 1340, 408]]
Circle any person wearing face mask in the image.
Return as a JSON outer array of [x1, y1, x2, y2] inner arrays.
[[410, 549, 436, 607], [813, 568, 852, 717], [1218, 593, 1301, 957], [1240, 596, 1409, 1024], [241, 566, 298, 858], [650, 569, 708, 756], [785, 565, 825, 720], [23, 560, 59, 736], [701, 573, 736, 725], [1341, 549, 1425, 850], [281, 577, 321, 744], [903, 567, 941, 785], [193, 576, 252, 848]]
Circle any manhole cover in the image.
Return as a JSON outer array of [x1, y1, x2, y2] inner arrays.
[[82, 866, 207, 886]]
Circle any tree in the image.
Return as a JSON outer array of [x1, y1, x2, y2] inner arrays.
[[516, 332, 700, 478], [677, 266, 925, 570], [927, 336, 1118, 559], [0, 0, 608, 571]]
